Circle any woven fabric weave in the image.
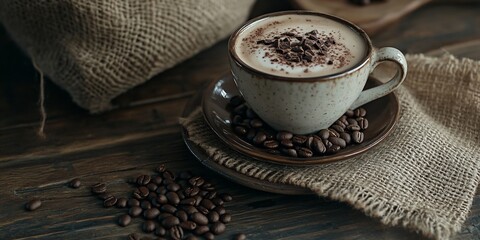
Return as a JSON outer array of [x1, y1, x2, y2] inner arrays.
[[0, 0, 254, 112], [180, 54, 480, 240]]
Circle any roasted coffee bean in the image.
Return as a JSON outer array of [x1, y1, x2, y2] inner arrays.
[[129, 206, 143, 217], [156, 195, 168, 204], [128, 198, 140, 207], [204, 232, 215, 240], [136, 174, 151, 185], [162, 170, 175, 180], [104, 196, 117, 208], [220, 193, 232, 202], [245, 108, 257, 118], [234, 233, 247, 240], [202, 183, 215, 191], [281, 148, 298, 157], [97, 192, 113, 200], [305, 136, 314, 149], [161, 204, 177, 214], [182, 205, 198, 215], [352, 131, 364, 143], [146, 182, 158, 192], [194, 195, 203, 206], [194, 225, 210, 235], [156, 164, 166, 173], [229, 96, 244, 107], [91, 182, 107, 194], [263, 139, 279, 149], [347, 118, 358, 125], [180, 221, 197, 231], [280, 139, 294, 148], [180, 197, 196, 206], [69, 178, 81, 188], [170, 225, 184, 240], [178, 171, 193, 180], [133, 186, 149, 199], [116, 197, 128, 208], [143, 220, 156, 233], [346, 124, 361, 131], [166, 192, 180, 205], [233, 104, 247, 115], [208, 211, 220, 223], [197, 205, 209, 215], [249, 119, 263, 128], [205, 191, 217, 200], [144, 208, 160, 219], [312, 137, 327, 154], [191, 212, 209, 225], [292, 135, 307, 145], [276, 131, 293, 141], [358, 118, 368, 130], [184, 186, 200, 197], [128, 233, 140, 240], [323, 139, 333, 148], [297, 147, 313, 158], [152, 176, 163, 185], [212, 198, 224, 206], [201, 199, 216, 210], [162, 216, 180, 228], [354, 108, 367, 117], [214, 206, 226, 215], [211, 222, 226, 235], [318, 129, 330, 140], [245, 128, 256, 141], [141, 200, 152, 210], [331, 124, 345, 133], [327, 145, 341, 154], [189, 177, 205, 187], [175, 210, 189, 222], [158, 212, 173, 220], [334, 120, 346, 129], [234, 126, 247, 136], [177, 191, 186, 200], [156, 186, 167, 195], [340, 132, 352, 144], [220, 213, 232, 223], [148, 192, 158, 200], [328, 128, 340, 137], [155, 226, 167, 236], [232, 115, 243, 125], [25, 199, 42, 211], [346, 109, 354, 117], [252, 132, 267, 145], [118, 214, 132, 227], [329, 137, 346, 148]]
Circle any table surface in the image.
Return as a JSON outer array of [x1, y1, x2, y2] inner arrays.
[[1, 1, 480, 239]]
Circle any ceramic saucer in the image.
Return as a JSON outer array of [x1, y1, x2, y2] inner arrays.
[[201, 73, 400, 166]]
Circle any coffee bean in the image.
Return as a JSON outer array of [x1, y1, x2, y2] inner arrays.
[[234, 126, 247, 136], [156, 186, 167, 195], [214, 206, 226, 215], [358, 118, 368, 130], [177, 191, 186, 200], [161, 204, 177, 214], [189, 177, 205, 187], [208, 211, 220, 223], [233, 104, 247, 115], [312, 137, 326, 154], [180, 198, 196, 206], [232, 115, 243, 125], [334, 120, 346, 129], [276, 131, 293, 141], [292, 135, 307, 145], [25, 199, 42, 211], [204, 232, 215, 240], [347, 118, 358, 125], [141, 200, 152, 210], [340, 132, 352, 144], [347, 124, 361, 131], [143, 220, 156, 233], [297, 147, 313, 158], [185, 186, 200, 197], [156, 164, 166, 173], [249, 119, 263, 128], [162, 170, 175, 180], [161, 216, 180, 228], [323, 139, 333, 148], [327, 145, 341, 154], [104, 196, 117, 208], [200, 190, 209, 197], [328, 128, 340, 137], [97, 192, 113, 200], [280, 139, 294, 148], [352, 131, 364, 143], [304, 136, 313, 149], [220, 213, 232, 223], [152, 176, 163, 185], [180, 221, 197, 231], [145, 182, 157, 192], [318, 129, 330, 140], [331, 124, 345, 133], [194, 225, 210, 235], [116, 197, 128, 208], [128, 233, 140, 240], [182, 205, 198, 215], [211, 222, 226, 235], [158, 212, 173, 220], [118, 214, 132, 227], [175, 210, 189, 222], [69, 178, 81, 189], [197, 205, 210, 215], [166, 192, 180, 205], [220, 193, 232, 202], [354, 107, 367, 117], [281, 148, 297, 157], [245, 128, 256, 141], [205, 191, 217, 200], [155, 226, 166, 236], [178, 171, 193, 180], [346, 109, 354, 117], [170, 225, 184, 240], [144, 208, 160, 219], [191, 212, 209, 225], [212, 198, 224, 206], [252, 132, 267, 145], [133, 186, 149, 199], [156, 195, 168, 204], [91, 182, 107, 194], [194, 195, 203, 206], [329, 137, 346, 148], [128, 198, 140, 207], [136, 175, 151, 185], [201, 199, 216, 210], [129, 206, 143, 217], [263, 139, 279, 149], [148, 192, 158, 200]]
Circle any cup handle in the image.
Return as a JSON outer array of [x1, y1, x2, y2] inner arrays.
[[350, 47, 407, 110]]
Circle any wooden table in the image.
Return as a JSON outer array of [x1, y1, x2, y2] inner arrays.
[[1, 1, 479, 239]]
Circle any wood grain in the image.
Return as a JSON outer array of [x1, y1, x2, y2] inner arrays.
[[1, 0, 480, 239]]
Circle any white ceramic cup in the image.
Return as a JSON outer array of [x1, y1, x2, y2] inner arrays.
[[228, 11, 407, 134]]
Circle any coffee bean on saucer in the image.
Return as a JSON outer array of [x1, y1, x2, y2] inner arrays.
[[340, 132, 352, 144], [329, 137, 346, 148], [265, 149, 281, 155], [245, 128, 256, 141], [328, 128, 340, 137], [312, 137, 326, 154], [297, 147, 313, 158], [318, 129, 330, 140], [346, 124, 361, 131], [292, 135, 308, 145], [229, 96, 244, 108], [357, 117, 369, 130], [263, 140, 279, 149], [25, 199, 42, 211], [334, 120, 346, 129], [354, 108, 367, 117], [250, 119, 263, 128], [327, 145, 341, 154], [118, 214, 132, 227], [276, 131, 293, 141], [323, 139, 333, 148], [346, 109, 354, 117], [234, 126, 247, 136], [232, 115, 243, 125], [245, 108, 257, 119], [69, 178, 81, 188], [347, 118, 358, 125], [281, 148, 298, 157], [331, 125, 345, 133], [352, 131, 365, 143], [136, 174, 151, 186], [280, 139, 294, 148], [252, 132, 267, 145]]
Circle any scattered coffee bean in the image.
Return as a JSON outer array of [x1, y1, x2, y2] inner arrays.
[[155, 164, 166, 173], [211, 222, 226, 235], [116, 197, 128, 208], [118, 214, 132, 227], [329, 137, 346, 148], [143, 220, 156, 233], [25, 199, 42, 211], [166, 192, 180, 205], [220, 213, 232, 223], [170, 225, 184, 240], [160, 204, 177, 214], [144, 208, 160, 219], [340, 132, 352, 144], [136, 175, 151, 186], [208, 211, 220, 223], [91, 182, 107, 194], [352, 131, 365, 143], [129, 206, 143, 217], [191, 212, 209, 225], [104, 196, 117, 208], [189, 177, 205, 187], [69, 178, 81, 189], [214, 206, 226, 215], [197, 205, 210, 215], [201, 199, 216, 210], [195, 225, 210, 235], [180, 221, 197, 231], [358, 117, 369, 130], [162, 216, 180, 228], [128, 198, 140, 207], [176, 210, 189, 222]]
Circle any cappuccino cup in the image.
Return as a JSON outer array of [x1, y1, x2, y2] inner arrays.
[[228, 11, 407, 134]]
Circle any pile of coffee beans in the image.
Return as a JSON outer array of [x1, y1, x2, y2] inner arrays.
[[90, 165, 236, 240], [228, 96, 368, 158]]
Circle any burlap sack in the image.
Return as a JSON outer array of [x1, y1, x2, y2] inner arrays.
[[0, 0, 254, 113], [180, 54, 480, 240]]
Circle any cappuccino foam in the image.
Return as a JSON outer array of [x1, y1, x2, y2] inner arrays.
[[234, 14, 367, 78]]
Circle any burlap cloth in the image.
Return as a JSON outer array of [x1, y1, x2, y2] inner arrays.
[[180, 54, 480, 240], [0, 0, 254, 113]]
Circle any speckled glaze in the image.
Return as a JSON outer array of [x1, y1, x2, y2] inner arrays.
[[228, 11, 407, 134]]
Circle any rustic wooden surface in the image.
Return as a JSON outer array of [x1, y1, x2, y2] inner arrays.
[[1, 1, 480, 239]]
